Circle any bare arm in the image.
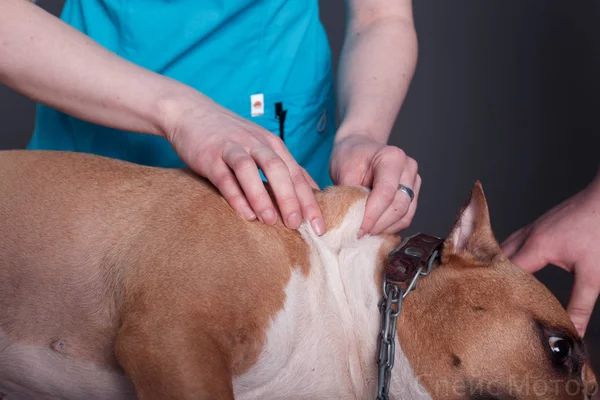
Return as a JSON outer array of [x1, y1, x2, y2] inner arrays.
[[0, 0, 326, 236], [0, 0, 197, 137], [336, 0, 418, 144], [330, 0, 420, 236]]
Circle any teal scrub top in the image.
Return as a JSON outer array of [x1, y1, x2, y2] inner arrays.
[[28, 0, 336, 188]]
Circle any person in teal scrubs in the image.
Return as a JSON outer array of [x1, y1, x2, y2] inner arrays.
[[0, 0, 420, 238]]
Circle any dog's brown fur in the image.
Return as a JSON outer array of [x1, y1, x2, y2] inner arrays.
[[398, 183, 598, 399], [0, 150, 310, 398], [0, 150, 597, 400]]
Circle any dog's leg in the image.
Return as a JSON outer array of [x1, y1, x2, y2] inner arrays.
[[115, 315, 234, 400]]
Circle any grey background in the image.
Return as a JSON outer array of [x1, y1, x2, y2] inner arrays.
[[1, 0, 599, 373]]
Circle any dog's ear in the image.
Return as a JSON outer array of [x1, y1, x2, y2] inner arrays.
[[441, 181, 501, 264]]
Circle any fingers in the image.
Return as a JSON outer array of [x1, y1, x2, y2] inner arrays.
[[500, 226, 531, 258], [204, 159, 257, 221], [567, 266, 600, 337], [169, 101, 325, 233], [364, 151, 419, 236], [504, 221, 599, 337], [221, 144, 277, 224], [246, 144, 304, 229], [359, 148, 406, 237], [503, 228, 548, 274], [207, 133, 325, 235], [290, 168, 325, 235], [370, 167, 418, 234], [265, 136, 325, 234], [249, 143, 326, 234], [381, 174, 422, 234]]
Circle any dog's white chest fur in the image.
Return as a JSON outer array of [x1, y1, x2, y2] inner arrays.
[[0, 196, 430, 400], [233, 201, 431, 400]]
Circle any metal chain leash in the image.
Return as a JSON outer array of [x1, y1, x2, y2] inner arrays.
[[376, 279, 403, 400], [376, 249, 439, 400]]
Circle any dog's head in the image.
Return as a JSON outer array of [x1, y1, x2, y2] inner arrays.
[[397, 182, 598, 399]]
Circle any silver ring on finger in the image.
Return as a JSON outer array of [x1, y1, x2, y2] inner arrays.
[[398, 184, 414, 202]]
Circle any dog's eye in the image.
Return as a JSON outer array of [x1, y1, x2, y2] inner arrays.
[[549, 336, 571, 362]]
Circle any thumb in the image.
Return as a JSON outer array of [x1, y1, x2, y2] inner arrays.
[[567, 266, 600, 337], [501, 226, 530, 258], [508, 235, 549, 274]]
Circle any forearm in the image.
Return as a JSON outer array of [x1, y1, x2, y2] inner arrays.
[[0, 0, 203, 137], [335, 14, 418, 144]]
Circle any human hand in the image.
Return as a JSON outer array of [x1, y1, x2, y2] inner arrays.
[[501, 174, 600, 336], [164, 98, 325, 235], [329, 134, 421, 236]]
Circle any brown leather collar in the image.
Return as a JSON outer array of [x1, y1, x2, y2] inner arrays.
[[384, 233, 444, 288]]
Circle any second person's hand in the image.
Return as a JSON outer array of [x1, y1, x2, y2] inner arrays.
[[163, 96, 326, 236], [501, 172, 600, 336]]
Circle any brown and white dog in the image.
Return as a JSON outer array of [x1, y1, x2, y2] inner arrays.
[[0, 150, 597, 400]]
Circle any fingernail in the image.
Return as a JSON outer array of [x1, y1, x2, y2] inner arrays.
[[287, 212, 301, 229], [261, 209, 276, 224], [243, 207, 256, 221], [312, 217, 325, 236], [357, 229, 365, 239]]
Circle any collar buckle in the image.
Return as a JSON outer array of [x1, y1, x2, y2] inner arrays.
[[385, 233, 444, 288]]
